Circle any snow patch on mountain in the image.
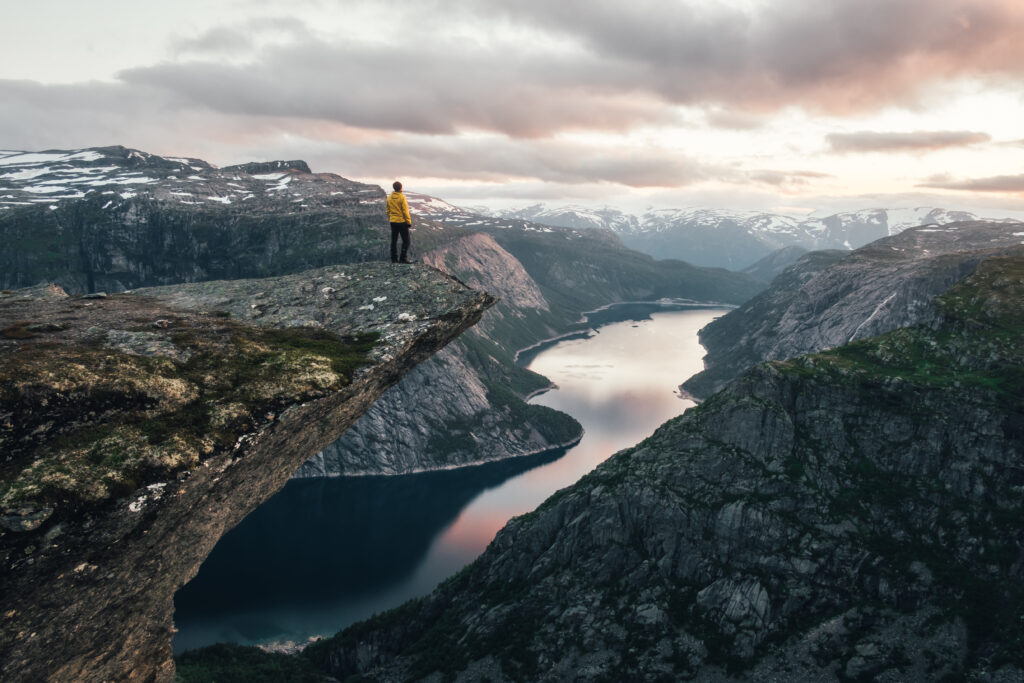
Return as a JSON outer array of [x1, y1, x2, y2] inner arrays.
[[0, 146, 378, 211], [490, 203, 1022, 269]]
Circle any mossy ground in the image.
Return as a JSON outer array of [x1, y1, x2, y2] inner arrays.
[[776, 251, 1024, 403], [770, 252, 1024, 668], [174, 643, 326, 683], [1, 318, 377, 511]]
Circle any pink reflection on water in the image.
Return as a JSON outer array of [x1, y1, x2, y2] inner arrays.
[[414, 309, 728, 570], [440, 510, 515, 553]]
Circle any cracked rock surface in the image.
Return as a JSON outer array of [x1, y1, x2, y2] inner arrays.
[[0, 262, 493, 682]]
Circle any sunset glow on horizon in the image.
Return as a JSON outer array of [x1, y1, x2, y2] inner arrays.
[[2, 0, 1023, 216]]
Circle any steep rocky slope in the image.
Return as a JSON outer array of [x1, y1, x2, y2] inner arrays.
[[684, 221, 1024, 399], [297, 218, 763, 478], [409, 192, 765, 307], [740, 245, 810, 283], [470, 221, 760, 313], [0, 146, 394, 293], [296, 232, 580, 476], [305, 249, 1024, 682], [488, 203, 1017, 270], [0, 263, 493, 682], [3, 147, 763, 480]]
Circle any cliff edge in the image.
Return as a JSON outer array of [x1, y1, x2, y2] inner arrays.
[[307, 250, 1024, 681], [0, 262, 494, 682], [684, 221, 1024, 399]]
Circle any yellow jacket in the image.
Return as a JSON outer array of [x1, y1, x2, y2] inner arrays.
[[386, 191, 412, 224]]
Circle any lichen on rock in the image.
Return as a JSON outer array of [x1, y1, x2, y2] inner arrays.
[[0, 262, 494, 683]]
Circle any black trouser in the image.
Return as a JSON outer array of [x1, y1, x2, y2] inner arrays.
[[390, 222, 410, 262]]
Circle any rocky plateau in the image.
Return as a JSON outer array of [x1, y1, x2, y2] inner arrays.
[[0, 262, 493, 682]]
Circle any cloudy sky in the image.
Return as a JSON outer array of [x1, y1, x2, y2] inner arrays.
[[2, 0, 1023, 215]]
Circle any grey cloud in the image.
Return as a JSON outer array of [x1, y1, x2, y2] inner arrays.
[[827, 130, 991, 153], [919, 174, 1024, 193], [417, 181, 625, 203], [172, 27, 254, 55], [475, 0, 1024, 112], [120, 37, 669, 138], [0, 80, 172, 151], [0, 79, 305, 163], [312, 136, 711, 188], [171, 17, 313, 57], [0, 77, 698, 188], [111, 0, 1024, 144], [747, 169, 831, 187]]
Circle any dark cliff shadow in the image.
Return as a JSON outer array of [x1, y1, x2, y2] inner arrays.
[[173, 445, 567, 645]]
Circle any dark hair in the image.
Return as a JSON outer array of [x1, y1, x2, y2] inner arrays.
[[393, 181, 403, 191]]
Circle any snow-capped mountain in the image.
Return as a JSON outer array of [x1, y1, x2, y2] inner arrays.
[[497, 204, 640, 233], [493, 204, 1018, 269], [403, 192, 603, 240], [0, 146, 379, 211], [0, 146, 388, 292]]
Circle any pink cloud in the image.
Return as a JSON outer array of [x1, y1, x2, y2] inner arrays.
[[919, 174, 1024, 193], [827, 130, 991, 153]]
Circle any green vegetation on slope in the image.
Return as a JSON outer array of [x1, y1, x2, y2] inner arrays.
[[1, 321, 377, 511], [304, 250, 1024, 680], [480, 225, 763, 314], [175, 643, 326, 683], [768, 250, 1024, 667], [778, 250, 1024, 403]]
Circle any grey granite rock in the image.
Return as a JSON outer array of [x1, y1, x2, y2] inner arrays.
[[306, 249, 1024, 682], [683, 221, 1024, 399], [0, 262, 494, 682]]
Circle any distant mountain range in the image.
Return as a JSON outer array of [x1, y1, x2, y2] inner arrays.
[[408, 195, 1020, 270], [301, 222, 1024, 683], [7, 150, 1005, 277], [0, 145, 761, 480]]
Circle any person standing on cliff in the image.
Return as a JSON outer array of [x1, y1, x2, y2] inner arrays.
[[387, 180, 413, 263]]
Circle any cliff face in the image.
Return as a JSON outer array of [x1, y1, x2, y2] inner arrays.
[[476, 221, 762, 313], [308, 250, 1024, 681], [294, 219, 762, 479], [3, 146, 763, 482], [0, 263, 494, 682], [294, 338, 580, 476], [0, 146, 387, 294], [683, 221, 1024, 399], [295, 231, 580, 477]]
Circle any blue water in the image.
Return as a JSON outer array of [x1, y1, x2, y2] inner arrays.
[[173, 303, 728, 652]]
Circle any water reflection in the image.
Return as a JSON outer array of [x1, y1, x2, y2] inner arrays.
[[173, 304, 727, 651], [172, 447, 565, 650]]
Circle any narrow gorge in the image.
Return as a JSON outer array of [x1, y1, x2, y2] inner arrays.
[[1, 147, 762, 680], [305, 244, 1024, 682]]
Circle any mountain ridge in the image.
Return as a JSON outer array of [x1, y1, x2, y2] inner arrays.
[[1, 145, 762, 482], [474, 202, 1021, 269], [300, 245, 1024, 682], [682, 221, 1024, 399]]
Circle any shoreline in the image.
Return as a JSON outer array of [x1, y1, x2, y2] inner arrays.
[[523, 382, 558, 401], [300, 298, 725, 479], [576, 297, 735, 322], [514, 298, 733, 365], [180, 303, 721, 654], [292, 430, 585, 479]]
